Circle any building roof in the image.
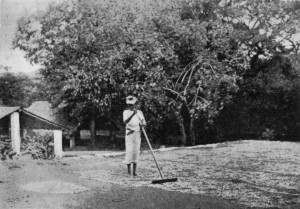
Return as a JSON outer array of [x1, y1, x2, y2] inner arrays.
[[0, 106, 20, 119], [0, 102, 67, 130], [25, 101, 56, 122]]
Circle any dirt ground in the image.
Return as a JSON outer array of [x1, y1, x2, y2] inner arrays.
[[1, 140, 299, 209]]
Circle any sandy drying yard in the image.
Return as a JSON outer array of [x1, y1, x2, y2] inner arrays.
[[69, 140, 300, 208], [1, 140, 299, 209]]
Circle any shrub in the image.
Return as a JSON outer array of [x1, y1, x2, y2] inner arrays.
[[0, 136, 16, 161], [21, 131, 54, 160]]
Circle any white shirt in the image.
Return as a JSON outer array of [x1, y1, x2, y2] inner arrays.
[[123, 110, 146, 132]]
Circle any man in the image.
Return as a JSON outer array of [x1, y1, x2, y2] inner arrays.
[[123, 96, 146, 176]]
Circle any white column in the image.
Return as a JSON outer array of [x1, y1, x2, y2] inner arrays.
[[54, 130, 63, 158], [10, 112, 21, 155]]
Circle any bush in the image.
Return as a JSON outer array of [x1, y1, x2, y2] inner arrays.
[[21, 131, 54, 160], [0, 136, 16, 161]]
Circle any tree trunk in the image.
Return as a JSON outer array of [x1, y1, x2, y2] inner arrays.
[[189, 117, 196, 146], [180, 104, 193, 146], [90, 117, 96, 146], [108, 118, 116, 148], [297, 87, 300, 141], [216, 123, 223, 142], [175, 112, 186, 146]]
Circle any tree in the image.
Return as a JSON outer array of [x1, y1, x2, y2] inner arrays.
[[13, 0, 177, 146], [0, 70, 36, 107], [213, 0, 300, 141], [143, 0, 249, 145]]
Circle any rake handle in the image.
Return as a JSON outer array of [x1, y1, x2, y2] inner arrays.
[[141, 127, 164, 180]]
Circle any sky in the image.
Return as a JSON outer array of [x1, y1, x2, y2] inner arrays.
[[0, 0, 63, 74]]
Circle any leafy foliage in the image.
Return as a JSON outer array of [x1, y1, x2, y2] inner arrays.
[[21, 131, 54, 160], [13, 0, 300, 146], [0, 71, 44, 107], [14, 0, 173, 120], [0, 137, 16, 161]]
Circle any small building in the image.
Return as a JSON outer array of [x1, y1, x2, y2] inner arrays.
[[0, 103, 67, 158], [25, 101, 77, 148]]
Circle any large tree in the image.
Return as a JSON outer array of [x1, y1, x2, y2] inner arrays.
[[165, 0, 300, 145], [14, 0, 177, 145], [213, 0, 300, 141]]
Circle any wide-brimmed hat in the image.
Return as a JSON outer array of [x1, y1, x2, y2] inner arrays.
[[126, 96, 137, 104]]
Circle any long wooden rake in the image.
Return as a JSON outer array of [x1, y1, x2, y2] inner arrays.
[[140, 126, 178, 184]]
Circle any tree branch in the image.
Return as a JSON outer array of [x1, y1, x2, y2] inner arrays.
[[163, 87, 186, 103]]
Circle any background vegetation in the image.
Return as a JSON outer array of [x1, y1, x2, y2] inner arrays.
[[1, 0, 299, 148]]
